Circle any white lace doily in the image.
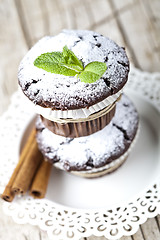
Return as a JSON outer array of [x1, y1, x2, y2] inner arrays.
[[0, 66, 160, 240]]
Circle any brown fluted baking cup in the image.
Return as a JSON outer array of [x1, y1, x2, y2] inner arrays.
[[40, 103, 116, 138]]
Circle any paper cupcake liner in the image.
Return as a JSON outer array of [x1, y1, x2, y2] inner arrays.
[[40, 104, 116, 138], [35, 90, 122, 121]]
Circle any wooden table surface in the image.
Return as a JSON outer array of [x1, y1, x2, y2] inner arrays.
[[0, 0, 160, 239]]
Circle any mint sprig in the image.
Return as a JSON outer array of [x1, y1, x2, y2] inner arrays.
[[34, 46, 107, 83], [78, 61, 107, 83]]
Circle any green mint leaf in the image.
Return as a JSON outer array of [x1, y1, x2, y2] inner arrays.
[[63, 45, 83, 71], [84, 61, 107, 76], [79, 61, 107, 83], [78, 71, 100, 83], [34, 47, 107, 83], [34, 51, 79, 76]]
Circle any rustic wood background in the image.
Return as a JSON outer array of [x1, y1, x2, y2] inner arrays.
[[0, 0, 160, 239]]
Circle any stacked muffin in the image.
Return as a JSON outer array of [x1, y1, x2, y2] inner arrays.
[[18, 30, 139, 178]]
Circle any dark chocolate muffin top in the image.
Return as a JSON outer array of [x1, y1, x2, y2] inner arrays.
[[18, 30, 129, 110], [36, 94, 139, 171]]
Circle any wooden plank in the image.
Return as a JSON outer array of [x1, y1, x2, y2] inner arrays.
[[83, 234, 133, 239], [147, 0, 160, 22], [57, 0, 78, 29], [15, 0, 95, 41], [87, 236, 133, 240], [140, 218, 160, 240], [132, 228, 145, 240], [87, 0, 112, 24], [120, 236, 132, 240], [112, 0, 160, 71], [111, 0, 135, 11], [63, 7, 77, 29], [0, 0, 27, 115], [59, 0, 81, 8], [72, 0, 93, 29], [140, 0, 160, 55], [16, 0, 75, 44], [45, 0, 94, 34], [87, 236, 107, 240], [43, 0, 66, 35], [15, 0, 48, 46], [155, 215, 160, 231]]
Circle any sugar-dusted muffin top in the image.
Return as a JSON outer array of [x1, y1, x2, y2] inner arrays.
[[18, 30, 129, 110]]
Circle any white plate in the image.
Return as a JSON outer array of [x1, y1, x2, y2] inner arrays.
[[0, 66, 160, 240], [43, 92, 159, 209]]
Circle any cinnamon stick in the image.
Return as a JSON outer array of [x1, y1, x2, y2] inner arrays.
[[30, 160, 52, 198], [1, 128, 36, 202], [12, 137, 43, 194]]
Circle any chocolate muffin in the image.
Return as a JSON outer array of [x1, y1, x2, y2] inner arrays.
[[18, 30, 129, 137], [36, 94, 139, 178]]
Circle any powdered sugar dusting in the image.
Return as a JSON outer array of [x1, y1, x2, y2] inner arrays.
[[18, 30, 129, 110], [113, 94, 139, 139], [36, 94, 138, 171]]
